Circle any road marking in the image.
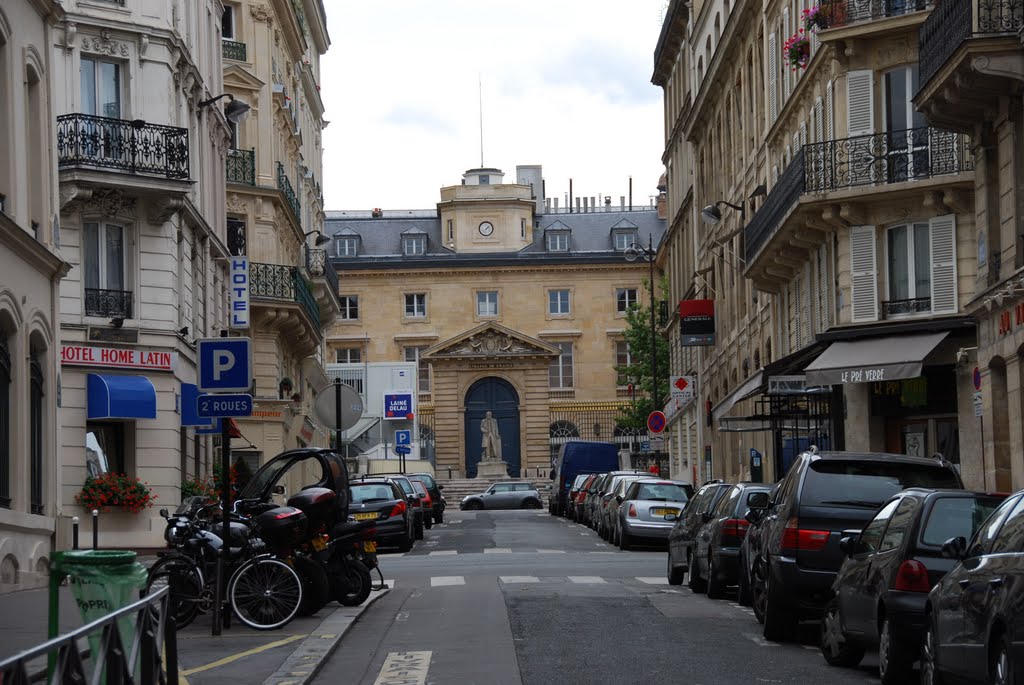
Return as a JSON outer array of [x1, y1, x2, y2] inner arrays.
[[537, 549, 566, 554], [500, 576, 540, 583], [428, 550, 458, 556], [636, 577, 669, 585], [744, 634, 780, 648], [568, 576, 606, 584], [430, 576, 465, 586], [382, 579, 396, 589], [484, 548, 512, 553], [373, 650, 432, 685], [181, 634, 306, 676]]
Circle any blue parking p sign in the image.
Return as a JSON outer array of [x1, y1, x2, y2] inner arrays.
[[395, 430, 412, 446], [197, 338, 253, 393]]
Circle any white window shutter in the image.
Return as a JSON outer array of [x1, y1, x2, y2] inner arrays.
[[929, 214, 958, 314], [772, 165, 779, 184], [782, 10, 791, 98], [768, 33, 778, 124], [793, 276, 803, 348], [803, 263, 813, 345], [825, 80, 835, 139], [775, 294, 784, 359], [792, 131, 800, 153], [846, 70, 875, 137], [800, 121, 807, 148], [850, 225, 878, 322], [814, 97, 824, 142], [818, 244, 830, 330]]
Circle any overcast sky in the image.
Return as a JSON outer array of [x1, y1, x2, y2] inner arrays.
[[319, 1, 669, 211]]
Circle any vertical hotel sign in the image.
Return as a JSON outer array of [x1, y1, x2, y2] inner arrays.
[[230, 256, 250, 329], [679, 299, 716, 346]]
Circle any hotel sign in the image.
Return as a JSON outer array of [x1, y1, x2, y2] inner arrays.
[[61, 344, 176, 372], [230, 256, 250, 329]]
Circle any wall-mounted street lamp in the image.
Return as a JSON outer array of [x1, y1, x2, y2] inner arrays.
[[624, 235, 662, 409], [304, 230, 331, 246], [701, 200, 745, 225], [198, 93, 251, 124]]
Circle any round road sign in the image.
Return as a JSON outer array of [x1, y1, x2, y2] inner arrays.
[[973, 366, 982, 391], [647, 411, 667, 434]]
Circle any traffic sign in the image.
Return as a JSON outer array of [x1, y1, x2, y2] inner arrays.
[[670, 375, 695, 405], [640, 441, 650, 453], [395, 429, 412, 446], [197, 338, 253, 393], [973, 366, 982, 391], [647, 410, 667, 434], [197, 393, 253, 418], [314, 381, 364, 431], [394, 445, 411, 456]]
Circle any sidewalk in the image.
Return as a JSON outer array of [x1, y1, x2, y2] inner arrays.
[[0, 576, 388, 685]]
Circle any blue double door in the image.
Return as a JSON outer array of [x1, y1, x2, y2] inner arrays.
[[464, 377, 520, 478]]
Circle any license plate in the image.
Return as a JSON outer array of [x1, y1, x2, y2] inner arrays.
[[653, 508, 677, 516], [363, 540, 377, 553], [311, 537, 326, 551], [353, 512, 377, 520]]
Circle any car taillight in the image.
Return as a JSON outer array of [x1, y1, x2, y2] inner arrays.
[[628, 503, 637, 517], [722, 518, 750, 538], [894, 559, 931, 593], [388, 501, 406, 518], [780, 517, 829, 552]]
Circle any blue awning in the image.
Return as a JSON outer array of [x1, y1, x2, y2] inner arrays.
[[87, 374, 157, 420]]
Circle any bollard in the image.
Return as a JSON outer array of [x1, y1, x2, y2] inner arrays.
[[92, 509, 99, 550], [447, 467, 452, 479], [72, 516, 79, 550]]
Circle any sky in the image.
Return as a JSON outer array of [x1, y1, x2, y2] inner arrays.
[[318, 1, 670, 211]]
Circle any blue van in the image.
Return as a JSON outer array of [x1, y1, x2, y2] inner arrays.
[[550, 441, 620, 516]]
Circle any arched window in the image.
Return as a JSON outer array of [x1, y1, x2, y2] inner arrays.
[[29, 352, 43, 514], [549, 421, 580, 462]]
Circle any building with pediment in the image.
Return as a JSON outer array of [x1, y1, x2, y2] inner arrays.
[[325, 166, 668, 478]]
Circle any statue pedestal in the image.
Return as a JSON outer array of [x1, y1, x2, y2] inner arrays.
[[476, 459, 510, 479]]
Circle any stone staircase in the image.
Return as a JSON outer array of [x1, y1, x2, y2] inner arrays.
[[437, 478, 552, 508]]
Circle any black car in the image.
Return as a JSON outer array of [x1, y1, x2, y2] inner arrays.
[[348, 477, 415, 552], [820, 489, 1005, 684], [922, 489, 1024, 685], [690, 482, 773, 599], [409, 472, 445, 524], [666, 480, 732, 587], [739, 483, 779, 610], [748, 448, 963, 642], [373, 473, 425, 539]]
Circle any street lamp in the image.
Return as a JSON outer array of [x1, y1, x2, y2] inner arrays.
[[197, 93, 251, 124], [624, 235, 661, 410], [304, 230, 331, 246]]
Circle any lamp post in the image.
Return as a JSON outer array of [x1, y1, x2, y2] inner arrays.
[[625, 235, 660, 410]]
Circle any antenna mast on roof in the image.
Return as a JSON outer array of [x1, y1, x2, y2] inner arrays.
[[478, 73, 484, 167]]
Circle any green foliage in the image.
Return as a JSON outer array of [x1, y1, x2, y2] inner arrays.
[[615, 276, 671, 431]]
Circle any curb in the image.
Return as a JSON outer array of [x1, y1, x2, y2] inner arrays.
[[261, 587, 391, 685]]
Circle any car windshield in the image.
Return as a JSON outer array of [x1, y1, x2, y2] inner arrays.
[[351, 483, 394, 503], [635, 483, 688, 502], [393, 478, 414, 495], [803, 460, 961, 508], [921, 495, 1005, 547]]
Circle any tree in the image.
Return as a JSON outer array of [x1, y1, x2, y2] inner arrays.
[[615, 275, 671, 431]]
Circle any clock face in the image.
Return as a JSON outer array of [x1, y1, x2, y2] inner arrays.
[[478, 221, 494, 237]]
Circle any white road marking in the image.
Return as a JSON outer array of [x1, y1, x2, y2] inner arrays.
[[568, 576, 606, 584], [373, 650, 432, 685], [499, 576, 540, 583], [484, 548, 512, 554], [536, 549, 566, 554], [636, 577, 669, 585], [745, 634, 780, 648], [428, 550, 458, 556], [430, 576, 465, 587]]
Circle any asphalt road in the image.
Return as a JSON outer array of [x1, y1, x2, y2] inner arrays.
[[313, 509, 887, 685]]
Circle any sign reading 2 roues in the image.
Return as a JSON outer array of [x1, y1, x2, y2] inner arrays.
[[197, 338, 253, 393], [647, 410, 667, 434], [197, 393, 253, 418], [383, 391, 414, 420]]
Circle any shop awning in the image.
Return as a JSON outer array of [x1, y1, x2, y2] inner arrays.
[[87, 373, 157, 420], [712, 370, 765, 422], [804, 332, 949, 386]]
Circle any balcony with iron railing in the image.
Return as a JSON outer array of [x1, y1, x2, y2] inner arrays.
[[249, 262, 321, 330], [919, 0, 1023, 89], [56, 114, 189, 180], [277, 162, 301, 226], [816, 0, 932, 30], [222, 39, 247, 61], [881, 297, 933, 319], [84, 288, 134, 319], [226, 148, 255, 185]]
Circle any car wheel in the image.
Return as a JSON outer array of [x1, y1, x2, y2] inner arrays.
[[991, 630, 1013, 685], [424, 515, 432, 529], [434, 509, 444, 524], [921, 614, 944, 685], [414, 519, 424, 541], [687, 550, 706, 593], [397, 531, 413, 553], [619, 526, 632, 551], [762, 570, 799, 643], [818, 597, 864, 665], [521, 498, 541, 509], [706, 552, 724, 600], [879, 615, 913, 685], [737, 560, 752, 607], [751, 560, 768, 624], [667, 551, 685, 585], [467, 500, 483, 511]]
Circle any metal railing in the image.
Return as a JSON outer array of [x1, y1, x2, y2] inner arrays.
[[276, 162, 301, 225], [882, 297, 932, 318], [249, 262, 321, 329], [815, 0, 931, 29], [920, 0, 1023, 87], [0, 586, 176, 685], [305, 245, 340, 297], [745, 149, 806, 264], [222, 39, 247, 61], [803, 126, 973, 193], [226, 148, 255, 185], [56, 113, 189, 179], [84, 288, 133, 319]]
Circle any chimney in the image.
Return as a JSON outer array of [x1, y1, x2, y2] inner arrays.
[[545, 197, 551, 212], [620, 196, 626, 210], [590, 196, 596, 213], [605, 197, 612, 211], [554, 197, 559, 212], [657, 191, 668, 220], [583, 197, 589, 213], [575, 197, 581, 213]]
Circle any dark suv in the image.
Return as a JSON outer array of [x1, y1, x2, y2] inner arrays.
[[748, 448, 962, 642]]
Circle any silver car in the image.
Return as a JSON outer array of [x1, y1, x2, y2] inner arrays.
[[614, 478, 691, 550], [601, 474, 647, 541], [460, 481, 543, 510]]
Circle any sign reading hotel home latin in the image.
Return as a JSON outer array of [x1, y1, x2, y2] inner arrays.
[[230, 256, 250, 329], [61, 344, 176, 371], [383, 391, 414, 420], [679, 299, 716, 346]]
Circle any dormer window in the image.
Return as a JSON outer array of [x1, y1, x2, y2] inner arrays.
[[614, 231, 637, 251], [404, 235, 426, 256], [335, 235, 359, 257], [546, 231, 569, 252]]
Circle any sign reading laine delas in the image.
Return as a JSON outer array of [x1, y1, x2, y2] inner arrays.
[[197, 337, 253, 393], [679, 299, 716, 346], [383, 391, 414, 420], [230, 256, 250, 329]]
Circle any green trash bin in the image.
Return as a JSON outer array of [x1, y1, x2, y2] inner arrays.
[[52, 550, 148, 666]]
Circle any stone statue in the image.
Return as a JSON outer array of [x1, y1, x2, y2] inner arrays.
[[481, 411, 502, 461]]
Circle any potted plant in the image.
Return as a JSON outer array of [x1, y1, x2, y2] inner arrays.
[[76, 473, 157, 514], [804, 2, 846, 31], [784, 29, 812, 70]]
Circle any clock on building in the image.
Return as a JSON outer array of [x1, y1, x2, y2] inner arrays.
[[478, 221, 494, 237]]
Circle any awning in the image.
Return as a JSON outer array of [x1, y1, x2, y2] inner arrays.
[[804, 332, 949, 386], [712, 370, 765, 422], [87, 373, 157, 420]]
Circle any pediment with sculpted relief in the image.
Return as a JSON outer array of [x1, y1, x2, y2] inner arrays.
[[424, 323, 560, 361]]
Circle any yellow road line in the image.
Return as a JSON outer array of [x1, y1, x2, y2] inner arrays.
[[181, 634, 306, 676], [163, 650, 190, 685]]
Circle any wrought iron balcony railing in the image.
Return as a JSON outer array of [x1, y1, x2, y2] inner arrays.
[[803, 126, 972, 193], [305, 245, 340, 297], [816, 0, 931, 29], [249, 262, 321, 329], [226, 148, 255, 185], [277, 162, 301, 225], [56, 113, 189, 179], [920, 0, 1024, 88], [222, 39, 247, 61], [84, 288, 134, 319], [745, 149, 806, 264], [882, 297, 932, 318]]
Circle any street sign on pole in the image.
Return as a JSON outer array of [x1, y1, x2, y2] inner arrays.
[[647, 411, 667, 434], [197, 393, 253, 418], [670, 375, 695, 406], [314, 381, 364, 432], [394, 445, 411, 456], [197, 338, 253, 393], [395, 429, 412, 446]]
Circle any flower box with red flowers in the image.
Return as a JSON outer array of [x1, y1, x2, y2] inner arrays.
[[76, 473, 157, 514]]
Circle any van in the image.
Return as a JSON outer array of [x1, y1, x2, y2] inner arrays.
[[549, 441, 620, 516]]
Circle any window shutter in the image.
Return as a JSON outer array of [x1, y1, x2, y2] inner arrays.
[[802, 263, 813, 345], [772, 165, 779, 184], [800, 121, 807, 148], [850, 225, 878, 322], [768, 33, 778, 124], [782, 10, 791, 98], [818, 244, 830, 330], [814, 97, 824, 142], [793, 276, 803, 348], [775, 294, 784, 360], [825, 80, 834, 140], [929, 214, 958, 314], [846, 70, 874, 137]]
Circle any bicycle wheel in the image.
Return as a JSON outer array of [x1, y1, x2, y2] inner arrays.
[[229, 556, 304, 630], [146, 556, 204, 630]]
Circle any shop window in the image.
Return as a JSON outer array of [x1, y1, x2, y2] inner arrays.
[[29, 354, 43, 515], [549, 342, 574, 389]]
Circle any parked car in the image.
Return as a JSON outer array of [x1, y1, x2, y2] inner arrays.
[[738, 483, 779, 609], [550, 440, 619, 516], [409, 479, 435, 530], [748, 448, 963, 642], [579, 472, 610, 527], [460, 482, 543, 510], [613, 478, 691, 550], [409, 472, 445, 524], [601, 473, 647, 541], [348, 477, 415, 552], [566, 474, 592, 521], [920, 489, 1024, 685], [690, 483, 774, 599], [374, 473, 425, 540], [593, 471, 648, 539], [573, 473, 601, 524], [820, 488, 1005, 684], [666, 480, 733, 587]]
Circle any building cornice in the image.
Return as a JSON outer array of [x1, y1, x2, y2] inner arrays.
[[652, 0, 689, 87], [0, 214, 69, 280]]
